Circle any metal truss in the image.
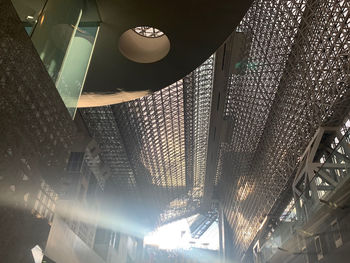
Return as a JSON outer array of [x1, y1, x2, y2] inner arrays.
[[81, 56, 214, 226], [293, 126, 350, 219], [258, 127, 350, 262], [219, 0, 350, 255]]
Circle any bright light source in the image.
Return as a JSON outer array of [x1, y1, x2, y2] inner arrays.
[[144, 219, 192, 250], [31, 245, 43, 263], [144, 216, 219, 251]]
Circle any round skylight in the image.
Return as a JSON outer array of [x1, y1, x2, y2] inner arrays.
[[119, 26, 170, 63], [132, 26, 165, 38]]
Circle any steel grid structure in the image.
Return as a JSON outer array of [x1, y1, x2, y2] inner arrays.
[[80, 106, 136, 192], [0, 0, 74, 192], [113, 81, 189, 223], [219, 0, 350, 255], [183, 55, 215, 213], [81, 56, 214, 225]]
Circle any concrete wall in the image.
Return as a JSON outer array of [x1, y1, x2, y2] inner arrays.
[[45, 215, 105, 263]]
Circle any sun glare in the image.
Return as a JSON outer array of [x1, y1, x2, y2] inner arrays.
[[144, 216, 219, 250]]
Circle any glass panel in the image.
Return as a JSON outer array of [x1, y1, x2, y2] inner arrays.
[[11, 0, 100, 117], [55, 26, 98, 116], [29, 0, 87, 117], [30, 0, 83, 82]]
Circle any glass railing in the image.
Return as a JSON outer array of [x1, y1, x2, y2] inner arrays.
[[259, 126, 350, 262], [55, 26, 98, 116], [11, 0, 99, 117]]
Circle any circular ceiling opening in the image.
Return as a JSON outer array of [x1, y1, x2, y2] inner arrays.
[[133, 26, 165, 38], [119, 26, 170, 63]]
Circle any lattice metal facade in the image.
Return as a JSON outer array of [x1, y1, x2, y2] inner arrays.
[[219, 0, 350, 256], [79, 0, 350, 254], [80, 55, 215, 225], [0, 5, 75, 261], [0, 0, 75, 193], [80, 106, 136, 192]]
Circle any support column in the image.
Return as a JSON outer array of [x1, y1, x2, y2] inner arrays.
[[218, 204, 225, 261]]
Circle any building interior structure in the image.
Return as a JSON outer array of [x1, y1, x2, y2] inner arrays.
[[1, 0, 350, 262]]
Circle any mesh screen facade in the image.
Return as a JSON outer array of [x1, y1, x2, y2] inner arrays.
[[219, 0, 350, 255], [0, 0, 74, 191], [80, 0, 350, 255], [81, 56, 214, 225]]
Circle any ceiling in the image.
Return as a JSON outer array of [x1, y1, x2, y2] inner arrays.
[[80, 0, 253, 105]]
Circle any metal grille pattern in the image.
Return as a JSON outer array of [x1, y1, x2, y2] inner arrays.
[[184, 55, 215, 211], [80, 106, 136, 191], [81, 56, 214, 225], [0, 0, 74, 191], [113, 82, 189, 223], [220, 0, 350, 255]]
